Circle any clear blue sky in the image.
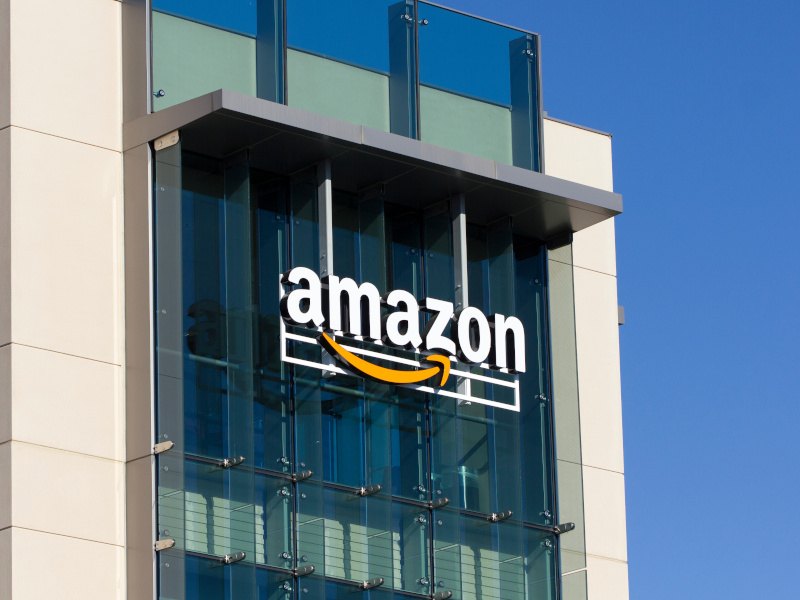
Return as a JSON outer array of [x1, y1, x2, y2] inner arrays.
[[447, 1, 800, 598]]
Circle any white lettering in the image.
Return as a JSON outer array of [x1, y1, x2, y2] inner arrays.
[[490, 315, 526, 373], [326, 275, 382, 340], [383, 290, 423, 348], [422, 298, 457, 356], [456, 307, 491, 364], [280, 267, 325, 327]]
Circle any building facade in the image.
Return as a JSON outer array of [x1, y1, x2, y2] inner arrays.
[[0, 1, 628, 599]]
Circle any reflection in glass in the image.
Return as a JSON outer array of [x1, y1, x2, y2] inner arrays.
[[154, 148, 557, 599]]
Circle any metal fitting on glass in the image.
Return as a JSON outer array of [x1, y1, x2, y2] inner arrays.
[[429, 497, 450, 509], [218, 455, 246, 469], [221, 551, 246, 565], [294, 565, 315, 577], [415, 513, 428, 525], [359, 577, 385, 591], [154, 538, 175, 552], [277, 486, 291, 498], [400, 13, 414, 23], [433, 592, 453, 600], [279, 551, 292, 561], [355, 484, 382, 497], [487, 510, 513, 523], [554, 522, 576, 535], [153, 440, 174, 455], [277, 456, 291, 467], [153, 89, 166, 98], [292, 469, 313, 482]]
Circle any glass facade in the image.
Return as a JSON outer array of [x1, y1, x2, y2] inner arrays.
[[150, 0, 542, 171], [153, 141, 560, 599]]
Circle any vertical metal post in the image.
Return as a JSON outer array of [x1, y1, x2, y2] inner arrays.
[[317, 159, 333, 278], [317, 159, 334, 373], [450, 194, 470, 401], [388, 1, 419, 138], [256, 0, 286, 103], [509, 34, 543, 172]]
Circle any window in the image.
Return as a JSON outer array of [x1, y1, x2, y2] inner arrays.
[[154, 143, 558, 599]]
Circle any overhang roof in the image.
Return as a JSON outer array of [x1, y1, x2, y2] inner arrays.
[[124, 89, 622, 241]]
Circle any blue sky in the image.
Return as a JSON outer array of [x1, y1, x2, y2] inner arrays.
[[447, 1, 800, 598]]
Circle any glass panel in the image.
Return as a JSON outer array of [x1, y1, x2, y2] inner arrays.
[[155, 140, 187, 600], [152, 0, 283, 110], [547, 244, 587, 570], [252, 172, 292, 471], [417, 2, 540, 169], [296, 486, 430, 595], [434, 511, 557, 600], [515, 240, 554, 527], [155, 148, 557, 599], [286, 0, 411, 134]]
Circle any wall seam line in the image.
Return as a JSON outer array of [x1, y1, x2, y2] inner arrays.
[[6, 439, 125, 464], [7, 342, 122, 368], [5, 124, 122, 154]]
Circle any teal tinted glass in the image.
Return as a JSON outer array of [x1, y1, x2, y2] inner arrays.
[[154, 149, 557, 599]]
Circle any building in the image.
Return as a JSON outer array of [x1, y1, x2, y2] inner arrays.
[[0, 1, 628, 599]]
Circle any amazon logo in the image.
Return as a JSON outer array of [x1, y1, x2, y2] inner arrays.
[[280, 267, 526, 388]]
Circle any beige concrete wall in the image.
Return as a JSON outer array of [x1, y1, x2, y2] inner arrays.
[[1, 0, 126, 598], [543, 117, 629, 600]]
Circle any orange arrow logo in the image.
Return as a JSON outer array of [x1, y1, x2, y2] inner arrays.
[[319, 332, 450, 387]]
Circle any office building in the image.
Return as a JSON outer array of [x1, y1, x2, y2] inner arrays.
[[0, 1, 628, 598]]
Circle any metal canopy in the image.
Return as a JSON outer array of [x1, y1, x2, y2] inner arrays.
[[125, 89, 622, 240]]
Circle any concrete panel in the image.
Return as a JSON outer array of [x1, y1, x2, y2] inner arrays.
[[124, 144, 153, 461], [548, 257, 582, 465], [583, 466, 628, 562], [573, 218, 617, 277], [573, 267, 624, 473], [0, 528, 9, 600], [586, 555, 629, 600], [557, 459, 586, 572], [561, 570, 588, 600], [543, 118, 614, 192], [152, 11, 256, 111], [0, 0, 8, 130], [0, 442, 9, 530], [288, 49, 390, 133], [9, 0, 121, 151], [10, 344, 123, 461], [126, 455, 155, 600], [11, 442, 124, 546], [9, 127, 122, 365], [0, 346, 9, 444], [0, 128, 9, 346], [11, 527, 125, 599], [420, 85, 512, 165]]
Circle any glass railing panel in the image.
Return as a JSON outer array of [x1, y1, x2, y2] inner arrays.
[[151, 0, 283, 110], [417, 2, 541, 169], [286, 0, 412, 133], [434, 511, 558, 600]]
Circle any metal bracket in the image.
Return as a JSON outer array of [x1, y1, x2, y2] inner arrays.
[[153, 130, 179, 151], [294, 565, 316, 577], [154, 538, 175, 552], [433, 592, 453, 600], [553, 522, 576, 535], [292, 469, 314, 483], [153, 440, 175, 455], [429, 497, 450, 509], [221, 551, 246, 565], [487, 510, 513, 523], [355, 484, 382, 497], [218, 456, 246, 469], [360, 577, 385, 591]]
